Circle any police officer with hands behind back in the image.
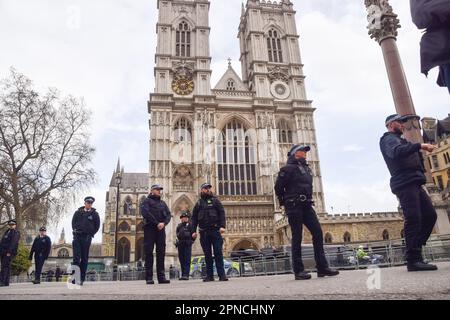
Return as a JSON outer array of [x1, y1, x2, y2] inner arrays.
[[140, 184, 171, 285], [29, 227, 52, 284], [192, 183, 228, 282], [72, 196, 100, 286], [275, 145, 339, 280]]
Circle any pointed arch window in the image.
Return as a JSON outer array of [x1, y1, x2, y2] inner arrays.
[[118, 221, 131, 232], [382, 230, 390, 241], [324, 233, 333, 244], [226, 79, 236, 91], [267, 29, 283, 63], [343, 232, 351, 243], [277, 119, 293, 144], [174, 117, 192, 142], [123, 196, 134, 216], [217, 119, 257, 196], [117, 237, 130, 265], [176, 21, 191, 57]]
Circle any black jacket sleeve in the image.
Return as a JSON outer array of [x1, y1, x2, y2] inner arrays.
[[214, 198, 226, 229], [274, 167, 289, 206], [141, 200, 159, 226], [191, 202, 200, 233], [163, 202, 172, 226], [382, 135, 422, 160], [9, 231, 20, 256], [72, 210, 79, 232], [410, 0, 450, 29], [29, 237, 37, 260], [44, 237, 52, 259], [93, 211, 101, 236]]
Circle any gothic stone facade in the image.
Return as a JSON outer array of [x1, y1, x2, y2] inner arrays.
[[100, 0, 414, 267]]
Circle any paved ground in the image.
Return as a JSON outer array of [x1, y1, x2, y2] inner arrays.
[[1, 262, 449, 300]]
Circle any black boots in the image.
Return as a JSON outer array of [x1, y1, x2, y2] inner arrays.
[[295, 272, 312, 280], [407, 261, 438, 272], [203, 277, 214, 282], [146, 280, 155, 285], [32, 280, 41, 285], [158, 278, 170, 284], [317, 268, 340, 278], [295, 268, 339, 280], [219, 276, 229, 282], [179, 276, 189, 281]]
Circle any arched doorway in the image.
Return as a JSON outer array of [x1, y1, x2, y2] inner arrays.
[[343, 232, 351, 244], [232, 239, 259, 251], [117, 237, 131, 265]]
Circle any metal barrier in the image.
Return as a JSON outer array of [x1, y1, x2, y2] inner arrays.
[[8, 237, 450, 283]]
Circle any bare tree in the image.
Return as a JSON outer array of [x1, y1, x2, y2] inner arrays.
[[0, 68, 96, 231]]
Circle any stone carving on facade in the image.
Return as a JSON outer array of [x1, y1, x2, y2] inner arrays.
[[173, 166, 194, 192], [268, 66, 289, 84], [365, 0, 400, 43], [172, 61, 195, 81]]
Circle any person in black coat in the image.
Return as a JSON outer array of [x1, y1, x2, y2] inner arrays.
[[0, 220, 20, 287], [176, 211, 195, 281], [140, 184, 171, 285], [71, 196, 100, 285], [410, 0, 450, 93], [275, 145, 339, 280], [191, 183, 228, 282], [28, 227, 52, 284], [380, 114, 438, 272]]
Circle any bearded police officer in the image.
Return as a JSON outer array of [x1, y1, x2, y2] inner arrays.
[[29, 227, 52, 284], [380, 114, 438, 272], [140, 184, 171, 285], [0, 220, 20, 287], [192, 183, 228, 282], [275, 145, 339, 280], [72, 196, 100, 285]]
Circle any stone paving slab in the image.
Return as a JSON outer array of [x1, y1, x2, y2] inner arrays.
[[0, 262, 449, 300]]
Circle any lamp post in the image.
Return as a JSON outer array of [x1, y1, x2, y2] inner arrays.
[[114, 170, 122, 267]]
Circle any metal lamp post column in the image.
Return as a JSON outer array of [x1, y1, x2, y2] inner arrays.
[[114, 171, 122, 269]]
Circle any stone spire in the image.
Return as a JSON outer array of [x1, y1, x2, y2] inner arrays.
[[59, 228, 66, 244]]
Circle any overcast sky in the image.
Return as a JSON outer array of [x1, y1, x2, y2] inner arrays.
[[0, 0, 448, 243]]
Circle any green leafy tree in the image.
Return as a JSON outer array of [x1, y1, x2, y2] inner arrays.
[[11, 244, 32, 276]]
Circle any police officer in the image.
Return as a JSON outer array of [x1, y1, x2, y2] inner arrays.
[[28, 227, 52, 284], [380, 114, 438, 272], [0, 220, 20, 287], [140, 184, 171, 285], [192, 183, 228, 282], [71, 196, 100, 285], [275, 145, 339, 280], [176, 211, 194, 281]]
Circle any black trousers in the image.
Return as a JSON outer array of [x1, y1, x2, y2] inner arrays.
[[72, 234, 92, 282], [286, 204, 328, 274], [177, 242, 192, 278], [144, 227, 166, 281], [395, 184, 437, 264], [34, 255, 46, 281], [200, 229, 225, 279], [0, 254, 12, 286]]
